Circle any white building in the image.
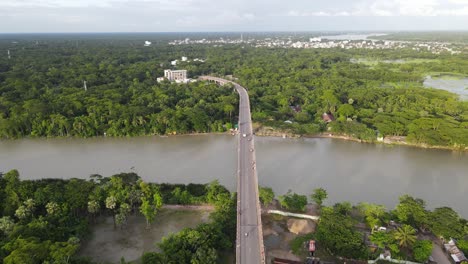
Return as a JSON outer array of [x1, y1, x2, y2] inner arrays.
[[163, 69, 188, 83], [144, 41, 152, 47], [181, 56, 188, 62]]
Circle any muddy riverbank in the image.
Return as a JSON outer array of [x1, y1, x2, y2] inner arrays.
[[78, 209, 210, 263]]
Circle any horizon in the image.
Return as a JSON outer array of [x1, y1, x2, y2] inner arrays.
[[2, 30, 468, 34], [2, 0, 468, 33]]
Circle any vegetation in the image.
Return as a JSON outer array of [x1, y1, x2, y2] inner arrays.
[[412, 240, 433, 263], [310, 188, 328, 207], [278, 191, 308, 212], [394, 225, 417, 249], [302, 190, 467, 262], [315, 206, 369, 259], [0, 169, 235, 263], [290, 233, 314, 255], [259, 186, 275, 206], [1, 36, 468, 149], [374, 32, 468, 43]]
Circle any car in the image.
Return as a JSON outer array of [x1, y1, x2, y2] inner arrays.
[[245, 232, 248, 237], [250, 149, 254, 152], [242, 134, 246, 137]]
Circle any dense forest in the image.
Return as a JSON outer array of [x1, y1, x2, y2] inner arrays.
[[1, 170, 467, 263], [1, 35, 468, 148], [0, 170, 236, 263]]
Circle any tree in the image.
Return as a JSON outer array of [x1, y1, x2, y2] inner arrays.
[[394, 224, 417, 249], [457, 240, 468, 255], [394, 195, 429, 231], [278, 191, 308, 212], [0, 216, 15, 236], [310, 188, 327, 207], [358, 202, 386, 232], [3, 237, 50, 264], [333, 202, 352, 216], [141, 252, 167, 264], [429, 207, 465, 240], [105, 195, 118, 228], [140, 190, 163, 229], [206, 180, 229, 204], [116, 203, 131, 229], [2, 170, 21, 216], [45, 202, 60, 216], [337, 104, 355, 119], [369, 230, 395, 249], [412, 240, 433, 263], [315, 207, 368, 259], [14, 199, 35, 221], [87, 200, 100, 222], [259, 187, 275, 206], [49, 239, 79, 264]]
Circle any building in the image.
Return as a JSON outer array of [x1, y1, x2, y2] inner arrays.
[[159, 69, 189, 83], [144, 41, 151, 47], [322, 113, 335, 123], [444, 239, 467, 264]]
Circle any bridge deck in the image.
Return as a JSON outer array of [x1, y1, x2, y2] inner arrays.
[[199, 76, 265, 264]]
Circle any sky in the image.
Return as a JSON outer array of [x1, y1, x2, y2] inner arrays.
[[1, 0, 468, 33]]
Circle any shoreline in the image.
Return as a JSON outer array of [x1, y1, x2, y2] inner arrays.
[[252, 126, 468, 152], [1, 130, 466, 152], [303, 133, 468, 152]]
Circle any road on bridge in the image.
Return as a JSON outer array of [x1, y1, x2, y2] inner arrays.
[[199, 76, 265, 264]]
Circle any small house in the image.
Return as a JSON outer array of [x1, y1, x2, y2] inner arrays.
[[322, 113, 334, 123], [444, 239, 467, 264]]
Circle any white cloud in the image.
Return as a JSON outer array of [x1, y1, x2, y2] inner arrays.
[[287, 0, 468, 17], [447, 0, 468, 4]]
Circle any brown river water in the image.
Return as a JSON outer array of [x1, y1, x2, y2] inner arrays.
[[1, 134, 467, 217]]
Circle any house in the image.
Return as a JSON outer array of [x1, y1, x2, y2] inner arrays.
[[444, 239, 467, 264], [322, 113, 334, 123]]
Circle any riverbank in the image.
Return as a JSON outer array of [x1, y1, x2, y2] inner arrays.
[[252, 124, 468, 152], [2, 127, 466, 152]]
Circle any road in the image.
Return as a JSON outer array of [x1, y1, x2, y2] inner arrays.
[[199, 76, 265, 264]]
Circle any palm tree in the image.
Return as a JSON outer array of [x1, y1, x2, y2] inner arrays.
[[394, 224, 417, 249]]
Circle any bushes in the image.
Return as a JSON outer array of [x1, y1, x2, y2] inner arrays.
[[278, 191, 308, 212], [413, 240, 433, 263]]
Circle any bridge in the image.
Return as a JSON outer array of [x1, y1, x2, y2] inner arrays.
[[199, 76, 265, 264]]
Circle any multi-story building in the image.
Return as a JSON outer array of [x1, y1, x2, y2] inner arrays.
[[163, 69, 187, 83]]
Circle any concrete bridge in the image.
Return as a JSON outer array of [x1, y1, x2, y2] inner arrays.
[[199, 76, 265, 264]]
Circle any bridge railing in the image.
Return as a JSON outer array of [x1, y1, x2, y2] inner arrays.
[[251, 135, 266, 263]]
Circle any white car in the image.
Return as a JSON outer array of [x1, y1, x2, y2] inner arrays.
[[242, 134, 246, 137]]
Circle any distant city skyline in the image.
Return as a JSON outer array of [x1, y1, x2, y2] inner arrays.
[[1, 0, 468, 33]]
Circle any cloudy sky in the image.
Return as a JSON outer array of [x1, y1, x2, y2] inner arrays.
[[1, 0, 468, 33]]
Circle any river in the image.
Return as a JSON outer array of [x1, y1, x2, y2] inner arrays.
[[1, 135, 467, 217]]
